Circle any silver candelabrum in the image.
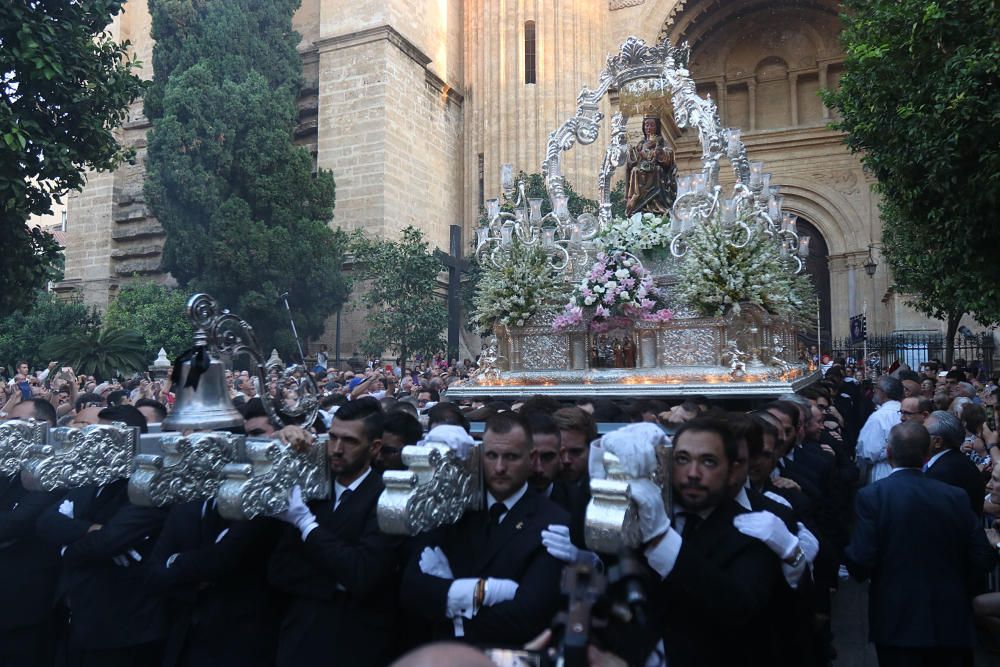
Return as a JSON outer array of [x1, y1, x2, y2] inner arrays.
[[475, 165, 596, 272], [668, 127, 810, 273]]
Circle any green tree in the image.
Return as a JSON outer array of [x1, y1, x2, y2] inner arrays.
[[144, 0, 349, 359], [350, 227, 446, 371], [40, 327, 147, 381], [0, 292, 102, 372], [822, 0, 1000, 362], [0, 1, 146, 312], [104, 281, 191, 362]]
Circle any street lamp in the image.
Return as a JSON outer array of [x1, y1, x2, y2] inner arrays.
[[864, 244, 878, 278]]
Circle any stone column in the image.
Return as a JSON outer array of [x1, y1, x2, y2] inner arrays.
[[788, 72, 799, 126], [818, 64, 830, 120], [747, 80, 757, 131]]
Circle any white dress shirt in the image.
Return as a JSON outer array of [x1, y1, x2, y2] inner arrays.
[[857, 400, 901, 483], [923, 449, 949, 472], [486, 482, 529, 524]]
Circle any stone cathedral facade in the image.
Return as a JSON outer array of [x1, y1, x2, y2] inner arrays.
[[56, 0, 940, 359]]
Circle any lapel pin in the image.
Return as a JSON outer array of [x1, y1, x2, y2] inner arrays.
[[515, 521, 524, 530]]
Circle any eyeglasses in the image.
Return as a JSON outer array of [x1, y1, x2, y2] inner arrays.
[[899, 410, 920, 416]]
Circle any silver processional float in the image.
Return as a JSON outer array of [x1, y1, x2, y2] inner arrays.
[[0, 35, 824, 554]]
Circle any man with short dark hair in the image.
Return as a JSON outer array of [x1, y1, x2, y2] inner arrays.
[[845, 422, 993, 666], [551, 407, 597, 485], [634, 417, 781, 666], [402, 411, 568, 646], [524, 413, 560, 495], [899, 397, 932, 425], [269, 397, 403, 666], [379, 410, 423, 472], [134, 398, 167, 427], [924, 410, 985, 516]]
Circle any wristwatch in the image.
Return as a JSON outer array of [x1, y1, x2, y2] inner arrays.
[[783, 546, 806, 568]]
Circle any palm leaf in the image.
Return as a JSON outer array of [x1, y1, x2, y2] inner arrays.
[[39, 327, 148, 381]]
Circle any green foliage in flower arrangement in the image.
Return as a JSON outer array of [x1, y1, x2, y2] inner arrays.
[[678, 219, 816, 325], [471, 243, 569, 334]]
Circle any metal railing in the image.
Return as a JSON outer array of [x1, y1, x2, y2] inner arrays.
[[829, 331, 996, 376]]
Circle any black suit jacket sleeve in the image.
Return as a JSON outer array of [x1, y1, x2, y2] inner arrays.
[[298, 506, 402, 599], [149, 511, 271, 589], [844, 486, 877, 581], [400, 545, 454, 621], [664, 535, 778, 626], [60, 504, 167, 564], [462, 546, 564, 644], [964, 502, 995, 579], [35, 488, 94, 546], [0, 488, 61, 542]]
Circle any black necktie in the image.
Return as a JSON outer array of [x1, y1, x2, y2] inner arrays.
[[487, 502, 507, 536], [336, 488, 353, 510], [679, 512, 702, 539]]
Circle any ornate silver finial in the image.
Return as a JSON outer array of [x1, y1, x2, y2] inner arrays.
[[266, 349, 284, 369], [152, 348, 171, 368], [128, 432, 245, 507], [215, 437, 330, 520], [378, 441, 483, 535]]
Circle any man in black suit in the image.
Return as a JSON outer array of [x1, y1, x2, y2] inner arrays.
[[401, 411, 569, 647], [149, 499, 282, 667], [845, 421, 993, 667], [634, 417, 781, 667], [268, 397, 403, 667], [0, 399, 63, 667], [923, 410, 985, 516], [35, 405, 168, 667]]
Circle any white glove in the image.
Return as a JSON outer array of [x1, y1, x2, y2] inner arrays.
[[58, 499, 74, 519], [419, 546, 454, 579], [600, 423, 664, 478], [796, 522, 819, 564], [277, 485, 317, 537], [483, 577, 519, 606], [733, 511, 799, 560], [422, 425, 475, 458], [541, 524, 579, 563], [629, 479, 669, 542], [588, 439, 607, 480]]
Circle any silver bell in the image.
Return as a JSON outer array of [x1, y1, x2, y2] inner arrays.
[[162, 357, 244, 432]]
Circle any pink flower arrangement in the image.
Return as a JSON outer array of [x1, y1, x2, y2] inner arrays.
[[553, 251, 673, 332]]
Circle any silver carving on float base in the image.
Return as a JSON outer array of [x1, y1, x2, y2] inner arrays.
[[585, 446, 673, 555], [128, 432, 245, 507], [0, 419, 48, 477], [584, 452, 641, 554], [378, 442, 483, 535], [215, 436, 330, 521], [20, 423, 138, 492]]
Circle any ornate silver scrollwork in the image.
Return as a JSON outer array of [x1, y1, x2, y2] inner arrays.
[[128, 432, 244, 507], [0, 419, 48, 477], [377, 442, 483, 535], [20, 423, 138, 492], [215, 436, 330, 521]]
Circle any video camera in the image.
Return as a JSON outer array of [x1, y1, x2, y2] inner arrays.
[[482, 548, 658, 667]]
